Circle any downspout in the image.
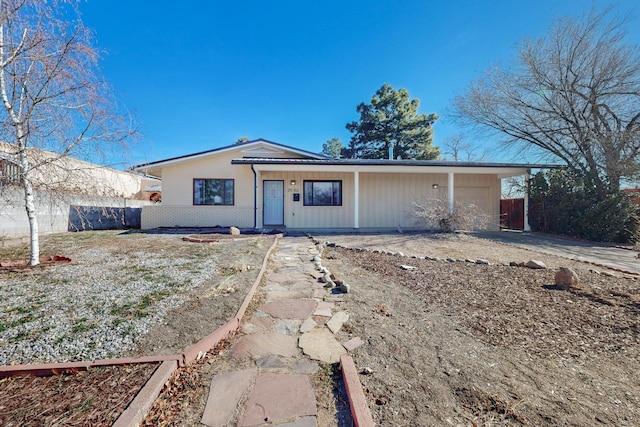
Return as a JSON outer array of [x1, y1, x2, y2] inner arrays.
[[251, 164, 257, 229]]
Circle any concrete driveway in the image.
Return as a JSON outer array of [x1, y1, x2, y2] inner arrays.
[[475, 231, 640, 275]]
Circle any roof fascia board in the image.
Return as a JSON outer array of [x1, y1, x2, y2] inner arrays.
[[249, 163, 530, 176]]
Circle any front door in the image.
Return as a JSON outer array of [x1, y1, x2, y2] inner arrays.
[[263, 180, 284, 226]]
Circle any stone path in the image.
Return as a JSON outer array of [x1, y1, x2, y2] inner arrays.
[[201, 237, 357, 427]]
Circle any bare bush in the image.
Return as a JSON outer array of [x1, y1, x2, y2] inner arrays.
[[413, 198, 493, 232]]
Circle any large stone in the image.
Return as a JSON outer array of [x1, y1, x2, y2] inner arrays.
[[525, 259, 547, 269], [229, 226, 241, 235], [290, 359, 320, 375], [256, 354, 287, 369], [201, 368, 257, 427], [240, 373, 317, 426], [261, 299, 318, 320], [555, 267, 579, 290], [231, 333, 299, 359], [299, 328, 347, 363]]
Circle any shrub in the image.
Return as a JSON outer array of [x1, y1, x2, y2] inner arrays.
[[413, 197, 493, 232], [529, 170, 640, 243]]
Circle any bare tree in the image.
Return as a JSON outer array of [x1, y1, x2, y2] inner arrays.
[[0, 0, 134, 265], [441, 133, 486, 161], [453, 6, 640, 193]]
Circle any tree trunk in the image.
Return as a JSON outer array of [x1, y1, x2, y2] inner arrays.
[[22, 174, 40, 266], [16, 125, 40, 266]]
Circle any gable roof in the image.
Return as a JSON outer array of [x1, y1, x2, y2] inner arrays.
[[131, 138, 328, 176]]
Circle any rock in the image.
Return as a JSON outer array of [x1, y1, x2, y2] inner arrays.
[[395, 251, 404, 257], [342, 336, 364, 352], [446, 258, 456, 263], [229, 226, 241, 235], [589, 268, 601, 275], [525, 260, 546, 269], [290, 359, 320, 375], [325, 252, 338, 259], [555, 267, 579, 290], [338, 282, 351, 293], [601, 271, 618, 277], [327, 311, 349, 333], [299, 318, 317, 333], [476, 259, 490, 265], [400, 265, 417, 270], [299, 328, 347, 363]]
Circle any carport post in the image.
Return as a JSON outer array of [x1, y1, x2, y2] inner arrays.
[[353, 171, 359, 228], [524, 169, 531, 231], [448, 172, 454, 213]]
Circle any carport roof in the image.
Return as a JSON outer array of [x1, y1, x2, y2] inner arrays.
[[231, 157, 561, 168], [231, 157, 562, 178]]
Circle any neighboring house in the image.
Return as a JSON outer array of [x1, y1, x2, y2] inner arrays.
[[132, 138, 555, 231], [0, 141, 159, 200], [0, 142, 160, 242]]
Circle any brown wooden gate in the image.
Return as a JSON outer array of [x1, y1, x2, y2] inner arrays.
[[500, 198, 524, 230]]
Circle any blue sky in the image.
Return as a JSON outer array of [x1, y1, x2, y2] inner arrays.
[[78, 1, 640, 167]]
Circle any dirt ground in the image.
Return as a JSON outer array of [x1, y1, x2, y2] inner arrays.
[[315, 232, 640, 426], [2, 231, 640, 426]]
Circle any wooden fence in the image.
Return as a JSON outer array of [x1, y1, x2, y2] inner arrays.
[[500, 198, 524, 230]]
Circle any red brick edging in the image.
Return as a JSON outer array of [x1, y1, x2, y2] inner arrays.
[[340, 354, 375, 427], [112, 360, 179, 427]]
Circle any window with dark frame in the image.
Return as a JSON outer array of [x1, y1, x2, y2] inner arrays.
[[0, 159, 20, 185], [193, 179, 234, 205], [303, 180, 342, 206]]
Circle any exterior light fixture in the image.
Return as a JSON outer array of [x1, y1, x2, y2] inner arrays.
[[290, 180, 297, 186], [432, 184, 439, 189]]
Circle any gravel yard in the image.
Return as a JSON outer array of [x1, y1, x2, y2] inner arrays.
[[0, 230, 269, 365]]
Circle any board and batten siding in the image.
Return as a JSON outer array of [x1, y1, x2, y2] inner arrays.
[[143, 148, 260, 229], [359, 172, 500, 229], [451, 173, 501, 230], [258, 171, 500, 230], [359, 172, 446, 228], [259, 171, 354, 229]]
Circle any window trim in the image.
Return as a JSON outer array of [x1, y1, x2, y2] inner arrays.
[[303, 180, 343, 206], [193, 178, 235, 206]]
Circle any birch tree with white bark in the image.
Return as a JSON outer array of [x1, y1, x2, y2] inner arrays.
[[0, 0, 134, 265]]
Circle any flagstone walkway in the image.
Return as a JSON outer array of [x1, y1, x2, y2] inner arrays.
[[200, 237, 356, 427]]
